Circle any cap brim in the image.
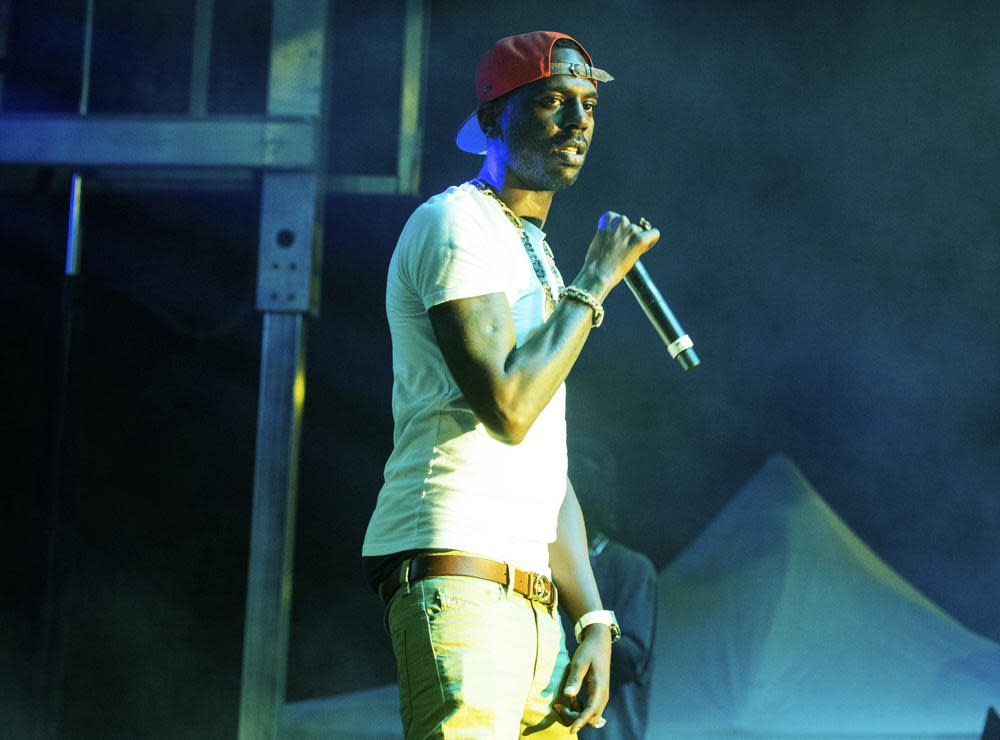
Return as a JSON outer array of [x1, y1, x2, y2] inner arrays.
[[456, 111, 487, 155]]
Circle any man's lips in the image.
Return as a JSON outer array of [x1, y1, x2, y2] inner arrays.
[[552, 139, 588, 155], [551, 139, 588, 165]]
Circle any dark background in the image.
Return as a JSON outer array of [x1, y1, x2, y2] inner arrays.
[[2, 1, 998, 738]]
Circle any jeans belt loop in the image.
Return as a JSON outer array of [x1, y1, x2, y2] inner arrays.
[[504, 561, 516, 600], [401, 558, 412, 596]]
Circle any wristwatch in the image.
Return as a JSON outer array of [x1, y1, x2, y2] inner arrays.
[[574, 609, 621, 643]]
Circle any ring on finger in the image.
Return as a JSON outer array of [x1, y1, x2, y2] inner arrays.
[[593, 717, 607, 729], [638, 216, 652, 230]]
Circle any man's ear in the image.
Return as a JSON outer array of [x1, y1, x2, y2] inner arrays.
[[477, 102, 502, 140]]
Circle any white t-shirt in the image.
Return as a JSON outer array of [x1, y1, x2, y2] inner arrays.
[[362, 182, 568, 574]]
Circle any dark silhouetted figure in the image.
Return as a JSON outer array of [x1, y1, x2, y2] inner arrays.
[[562, 438, 658, 740]]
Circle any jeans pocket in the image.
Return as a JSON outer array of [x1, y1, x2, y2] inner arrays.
[[425, 586, 479, 616]]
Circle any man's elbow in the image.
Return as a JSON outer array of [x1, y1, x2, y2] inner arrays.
[[481, 407, 532, 445]]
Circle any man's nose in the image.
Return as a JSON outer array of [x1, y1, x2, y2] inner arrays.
[[561, 100, 590, 130]]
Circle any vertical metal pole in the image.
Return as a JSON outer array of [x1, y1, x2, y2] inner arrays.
[[0, 0, 10, 110], [66, 0, 95, 274], [239, 313, 307, 740], [35, 3, 95, 738], [238, 2, 328, 739], [189, 0, 214, 116], [65, 175, 84, 275], [397, 0, 429, 196]]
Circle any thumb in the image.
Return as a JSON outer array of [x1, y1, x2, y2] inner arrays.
[[563, 664, 586, 697]]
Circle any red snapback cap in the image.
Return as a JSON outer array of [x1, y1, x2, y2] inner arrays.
[[456, 31, 613, 155]]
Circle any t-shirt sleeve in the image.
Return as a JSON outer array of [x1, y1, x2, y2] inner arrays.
[[399, 195, 512, 310]]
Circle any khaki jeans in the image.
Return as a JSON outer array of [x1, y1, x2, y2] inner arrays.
[[386, 574, 575, 739]]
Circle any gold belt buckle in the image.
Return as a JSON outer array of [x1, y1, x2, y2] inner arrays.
[[528, 572, 556, 607]]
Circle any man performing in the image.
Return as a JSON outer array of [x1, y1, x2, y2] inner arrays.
[[362, 31, 660, 738]]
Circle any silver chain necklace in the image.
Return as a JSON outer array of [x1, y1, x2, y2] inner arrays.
[[470, 178, 565, 315]]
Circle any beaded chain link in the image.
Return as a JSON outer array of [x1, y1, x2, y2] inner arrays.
[[470, 178, 565, 315], [560, 285, 604, 327]]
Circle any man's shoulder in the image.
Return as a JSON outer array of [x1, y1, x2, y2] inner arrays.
[[408, 182, 486, 226], [395, 182, 502, 261], [389, 182, 510, 294]]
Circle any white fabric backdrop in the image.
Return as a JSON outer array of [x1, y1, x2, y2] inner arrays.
[[648, 455, 1000, 739]]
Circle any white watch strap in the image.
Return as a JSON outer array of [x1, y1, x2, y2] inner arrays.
[[574, 609, 618, 642]]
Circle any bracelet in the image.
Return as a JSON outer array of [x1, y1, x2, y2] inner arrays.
[[574, 609, 621, 643], [560, 285, 605, 327]]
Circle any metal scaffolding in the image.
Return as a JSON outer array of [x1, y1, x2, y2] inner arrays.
[[0, 2, 428, 738]]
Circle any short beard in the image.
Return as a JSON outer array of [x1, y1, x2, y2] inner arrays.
[[503, 128, 583, 192], [513, 158, 581, 192]]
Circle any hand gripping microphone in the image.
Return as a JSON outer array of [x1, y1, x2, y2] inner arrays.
[[623, 258, 700, 371]]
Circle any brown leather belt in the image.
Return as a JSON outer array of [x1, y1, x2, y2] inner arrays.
[[378, 553, 557, 608]]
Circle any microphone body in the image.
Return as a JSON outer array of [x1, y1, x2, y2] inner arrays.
[[623, 259, 700, 371]]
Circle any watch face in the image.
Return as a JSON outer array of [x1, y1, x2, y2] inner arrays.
[[608, 611, 622, 642]]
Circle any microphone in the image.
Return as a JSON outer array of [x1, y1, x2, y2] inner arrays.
[[623, 259, 700, 371]]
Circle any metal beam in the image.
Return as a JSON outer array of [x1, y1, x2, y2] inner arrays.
[[397, 0, 429, 196], [239, 313, 307, 740], [239, 2, 329, 740], [266, 1, 326, 117], [35, 3, 94, 738], [324, 174, 404, 195], [0, 0, 9, 110], [256, 172, 321, 315], [189, 0, 215, 116], [0, 116, 316, 169]]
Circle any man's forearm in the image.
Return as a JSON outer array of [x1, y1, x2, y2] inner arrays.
[[549, 478, 605, 624], [488, 258, 646, 443], [428, 215, 659, 446], [430, 286, 597, 445], [550, 477, 613, 731]]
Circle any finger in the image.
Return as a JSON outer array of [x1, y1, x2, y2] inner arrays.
[[556, 674, 584, 709], [571, 695, 609, 734], [552, 703, 581, 725], [632, 226, 660, 251], [570, 685, 607, 734], [561, 662, 587, 702], [597, 211, 621, 231], [554, 690, 582, 713], [570, 704, 599, 734]]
